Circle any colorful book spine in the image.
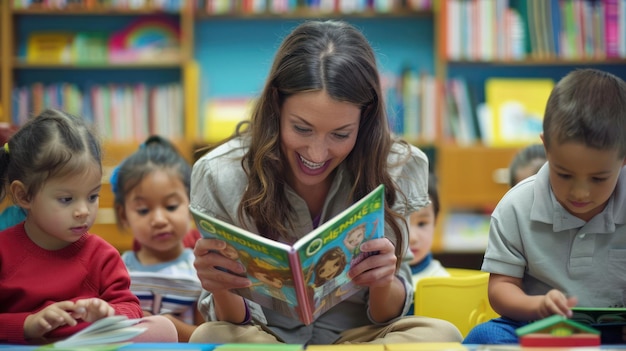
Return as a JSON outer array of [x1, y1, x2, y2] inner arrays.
[[604, 0, 620, 58]]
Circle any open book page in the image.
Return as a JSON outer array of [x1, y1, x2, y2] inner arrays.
[[192, 184, 385, 324], [571, 307, 626, 326], [192, 209, 305, 322], [294, 184, 385, 322], [128, 271, 202, 324], [50, 315, 145, 348]]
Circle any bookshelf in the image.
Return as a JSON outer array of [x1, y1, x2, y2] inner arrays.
[[1, 1, 195, 143], [0, 1, 10, 122], [5, 1, 626, 261], [0, 1, 196, 251], [431, 0, 626, 257], [0, 1, 512, 258]]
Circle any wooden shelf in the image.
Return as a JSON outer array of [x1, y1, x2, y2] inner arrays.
[[1, 2, 195, 130], [432, 145, 520, 254], [446, 58, 626, 66], [13, 60, 184, 69], [12, 8, 181, 16], [195, 9, 432, 20], [437, 145, 518, 208], [6, 2, 611, 264]]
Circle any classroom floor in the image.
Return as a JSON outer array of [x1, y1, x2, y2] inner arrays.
[[3, 343, 626, 350]]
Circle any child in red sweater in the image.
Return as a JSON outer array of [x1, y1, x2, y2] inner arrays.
[[0, 109, 177, 345]]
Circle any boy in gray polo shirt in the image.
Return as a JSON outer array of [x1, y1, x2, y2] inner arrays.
[[464, 68, 626, 344]]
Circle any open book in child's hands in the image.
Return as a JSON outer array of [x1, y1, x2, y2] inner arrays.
[[50, 315, 145, 348], [128, 271, 202, 320], [191, 184, 385, 325], [571, 307, 626, 326]]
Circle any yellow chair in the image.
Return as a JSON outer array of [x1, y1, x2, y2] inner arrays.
[[414, 268, 499, 337]]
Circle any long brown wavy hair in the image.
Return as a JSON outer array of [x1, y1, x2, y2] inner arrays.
[[235, 20, 409, 262]]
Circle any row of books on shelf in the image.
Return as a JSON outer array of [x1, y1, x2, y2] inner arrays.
[[13, 0, 432, 13], [12, 82, 183, 141], [13, 0, 186, 11], [444, 0, 626, 62], [388, 71, 552, 147], [198, 0, 432, 14], [6, 75, 553, 145], [25, 17, 181, 64], [387, 70, 439, 144]]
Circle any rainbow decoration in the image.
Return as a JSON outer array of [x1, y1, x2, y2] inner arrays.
[[109, 17, 181, 63]]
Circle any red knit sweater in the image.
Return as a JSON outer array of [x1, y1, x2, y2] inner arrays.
[[0, 223, 142, 344]]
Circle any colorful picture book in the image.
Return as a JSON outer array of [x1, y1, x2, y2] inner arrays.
[[191, 185, 385, 325], [485, 78, 554, 148]]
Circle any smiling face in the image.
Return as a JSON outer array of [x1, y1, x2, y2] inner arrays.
[[317, 257, 343, 281], [344, 225, 365, 251], [121, 169, 190, 260], [22, 163, 102, 250], [544, 139, 626, 222], [280, 90, 360, 194]]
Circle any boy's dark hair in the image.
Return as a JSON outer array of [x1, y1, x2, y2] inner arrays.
[[508, 144, 546, 187], [543, 68, 626, 158], [428, 172, 440, 219], [0, 109, 102, 202], [111, 135, 191, 228]]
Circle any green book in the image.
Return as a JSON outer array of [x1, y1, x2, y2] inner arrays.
[[571, 307, 626, 326], [192, 185, 385, 325]]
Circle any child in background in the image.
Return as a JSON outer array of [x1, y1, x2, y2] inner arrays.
[[0, 123, 26, 229], [508, 143, 547, 187], [463, 68, 626, 344], [0, 109, 176, 345], [407, 173, 449, 315], [111, 135, 202, 342]]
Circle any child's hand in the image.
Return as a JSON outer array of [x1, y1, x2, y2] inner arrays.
[[23, 301, 80, 340], [72, 298, 115, 322], [538, 289, 578, 319], [347, 237, 396, 288]]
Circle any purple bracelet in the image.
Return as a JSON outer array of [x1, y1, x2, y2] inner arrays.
[[238, 301, 252, 325]]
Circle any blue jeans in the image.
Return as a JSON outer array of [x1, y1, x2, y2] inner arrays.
[[463, 317, 527, 344]]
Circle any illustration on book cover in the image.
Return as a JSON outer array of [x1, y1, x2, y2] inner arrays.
[[193, 184, 385, 324]]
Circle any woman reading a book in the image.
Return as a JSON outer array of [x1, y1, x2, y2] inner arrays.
[[189, 20, 463, 345]]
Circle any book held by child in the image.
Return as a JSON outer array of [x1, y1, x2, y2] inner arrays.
[[50, 315, 145, 349], [571, 307, 626, 326], [127, 271, 202, 324], [191, 184, 385, 325]]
